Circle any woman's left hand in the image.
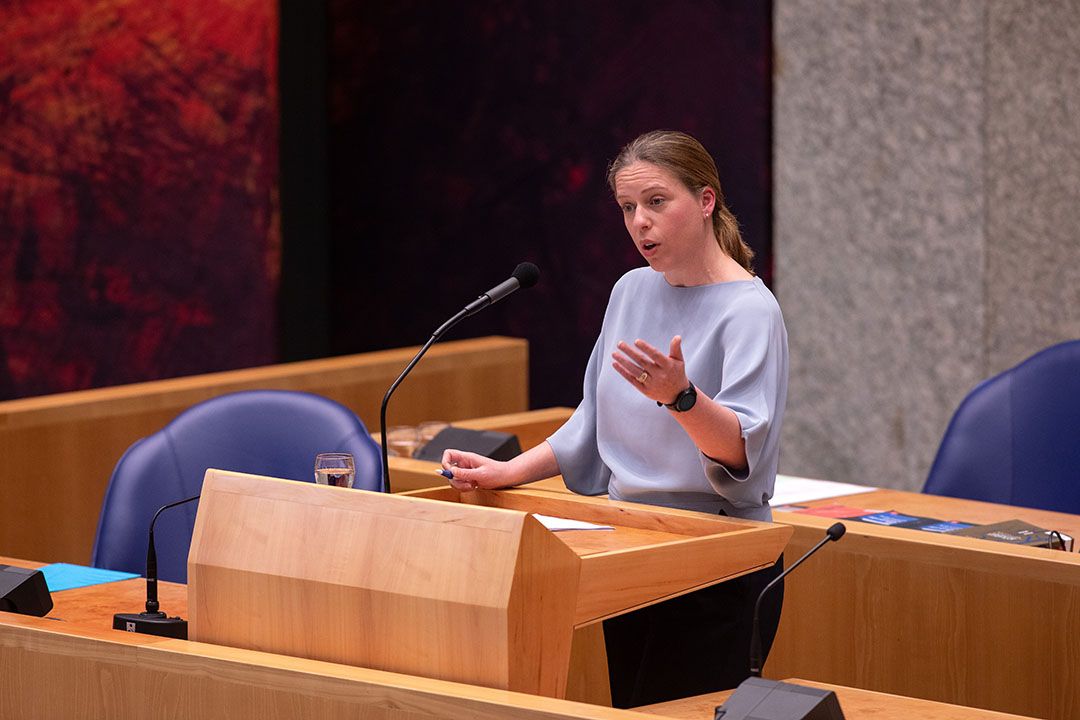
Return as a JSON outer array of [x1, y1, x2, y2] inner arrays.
[[612, 336, 689, 406]]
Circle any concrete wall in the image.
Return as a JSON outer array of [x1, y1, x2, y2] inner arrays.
[[775, 1, 1080, 490]]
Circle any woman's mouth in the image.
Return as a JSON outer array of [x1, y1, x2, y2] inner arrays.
[[641, 241, 658, 256]]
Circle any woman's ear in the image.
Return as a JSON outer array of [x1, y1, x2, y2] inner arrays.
[[700, 187, 717, 218]]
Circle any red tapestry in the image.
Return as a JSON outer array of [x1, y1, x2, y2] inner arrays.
[[0, 0, 279, 399]]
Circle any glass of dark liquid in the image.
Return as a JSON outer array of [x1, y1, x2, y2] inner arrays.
[[314, 453, 356, 488]]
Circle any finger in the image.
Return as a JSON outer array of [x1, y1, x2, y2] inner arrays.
[[616, 340, 653, 368], [448, 450, 486, 469], [611, 352, 643, 378], [611, 361, 650, 393], [634, 339, 669, 365], [669, 335, 683, 361], [448, 464, 481, 484], [449, 476, 477, 491], [441, 449, 459, 469], [611, 361, 638, 384]]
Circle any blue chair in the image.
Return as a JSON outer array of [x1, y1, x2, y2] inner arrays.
[[923, 339, 1080, 512], [91, 390, 382, 583]]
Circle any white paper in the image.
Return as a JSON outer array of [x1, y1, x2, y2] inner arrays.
[[532, 513, 614, 532], [770, 474, 877, 507]]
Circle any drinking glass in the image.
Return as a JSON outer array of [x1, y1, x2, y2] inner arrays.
[[314, 453, 356, 488], [386, 426, 421, 458], [417, 421, 449, 444]]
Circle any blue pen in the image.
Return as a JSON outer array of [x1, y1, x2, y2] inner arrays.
[[436, 468, 454, 480]]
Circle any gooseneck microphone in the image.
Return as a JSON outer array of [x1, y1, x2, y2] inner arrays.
[[750, 522, 846, 677], [714, 523, 848, 720], [112, 494, 200, 639], [458, 262, 541, 319], [379, 262, 540, 493]]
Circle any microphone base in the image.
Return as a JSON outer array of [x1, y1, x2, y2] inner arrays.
[[714, 677, 844, 720], [113, 611, 189, 639]]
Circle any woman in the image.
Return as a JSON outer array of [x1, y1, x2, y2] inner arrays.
[[442, 130, 788, 707]]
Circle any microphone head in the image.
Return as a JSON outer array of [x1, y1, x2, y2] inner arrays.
[[512, 262, 540, 289], [827, 522, 846, 541]]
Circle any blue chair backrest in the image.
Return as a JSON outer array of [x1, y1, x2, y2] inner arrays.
[[923, 339, 1080, 512], [91, 389, 382, 583]]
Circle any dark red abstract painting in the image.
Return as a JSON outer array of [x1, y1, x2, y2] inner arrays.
[[0, 0, 279, 399]]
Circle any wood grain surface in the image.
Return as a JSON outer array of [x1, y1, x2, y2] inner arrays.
[[0, 336, 527, 565], [637, 678, 1039, 719], [767, 490, 1080, 720]]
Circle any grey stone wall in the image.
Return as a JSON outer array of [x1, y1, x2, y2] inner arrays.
[[775, 1, 1080, 490]]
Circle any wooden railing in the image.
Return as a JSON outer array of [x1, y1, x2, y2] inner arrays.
[[0, 337, 528, 563]]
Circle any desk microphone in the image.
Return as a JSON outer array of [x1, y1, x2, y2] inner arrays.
[[112, 494, 200, 639], [379, 262, 540, 493], [714, 522, 847, 720]]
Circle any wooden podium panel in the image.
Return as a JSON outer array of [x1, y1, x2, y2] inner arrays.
[[189, 469, 580, 697], [408, 486, 793, 625], [189, 469, 791, 700]]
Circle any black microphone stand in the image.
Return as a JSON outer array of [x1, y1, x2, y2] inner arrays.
[[749, 523, 846, 677], [715, 523, 848, 720], [379, 262, 539, 494], [112, 494, 200, 639], [379, 309, 469, 494]]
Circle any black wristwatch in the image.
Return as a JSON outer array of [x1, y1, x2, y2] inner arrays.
[[657, 383, 698, 413]]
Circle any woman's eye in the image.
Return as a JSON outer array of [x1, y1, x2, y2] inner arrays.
[[621, 203, 634, 213], [650, 196, 665, 206]]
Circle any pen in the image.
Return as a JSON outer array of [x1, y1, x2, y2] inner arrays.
[[436, 468, 454, 480]]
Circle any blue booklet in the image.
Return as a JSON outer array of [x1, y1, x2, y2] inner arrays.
[[853, 512, 974, 534], [856, 511, 924, 526], [40, 563, 140, 593], [915, 520, 974, 533]]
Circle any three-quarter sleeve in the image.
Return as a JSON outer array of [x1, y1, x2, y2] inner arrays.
[[547, 334, 611, 496], [701, 303, 787, 508]]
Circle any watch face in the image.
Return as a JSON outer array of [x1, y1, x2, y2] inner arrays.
[[675, 387, 697, 412]]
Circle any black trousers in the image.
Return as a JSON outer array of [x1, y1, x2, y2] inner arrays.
[[602, 556, 785, 708]]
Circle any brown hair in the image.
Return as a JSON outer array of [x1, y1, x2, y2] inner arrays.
[[606, 130, 754, 273]]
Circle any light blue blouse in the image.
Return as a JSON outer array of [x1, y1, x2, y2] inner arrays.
[[547, 267, 788, 521]]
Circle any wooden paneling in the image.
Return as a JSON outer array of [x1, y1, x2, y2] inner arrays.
[[187, 472, 787, 700], [767, 491, 1080, 720], [0, 336, 527, 564], [0, 611, 662, 720], [637, 678, 1039, 719], [406, 488, 792, 628], [187, 470, 581, 698]]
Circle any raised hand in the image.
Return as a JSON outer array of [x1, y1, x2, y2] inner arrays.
[[611, 335, 689, 406]]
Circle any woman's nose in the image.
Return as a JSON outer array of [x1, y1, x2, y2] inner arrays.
[[633, 208, 650, 229]]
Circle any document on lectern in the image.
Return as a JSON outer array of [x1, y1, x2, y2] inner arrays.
[[532, 514, 614, 532]]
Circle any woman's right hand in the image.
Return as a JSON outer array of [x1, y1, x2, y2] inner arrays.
[[441, 449, 517, 491]]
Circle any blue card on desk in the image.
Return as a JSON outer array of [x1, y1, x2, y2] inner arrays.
[[915, 520, 973, 533], [856, 511, 923, 526], [40, 563, 140, 592]]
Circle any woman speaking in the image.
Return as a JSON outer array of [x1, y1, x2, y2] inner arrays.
[[441, 130, 788, 707]]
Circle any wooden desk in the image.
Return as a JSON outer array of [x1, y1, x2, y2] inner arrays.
[[0, 336, 527, 564], [386, 407, 575, 491], [2, 556, 1036, 720], [768, 490, 1080, 720], [636, 678, 1039, 719], [383, 407, 1080, 718], [1, 557, 661, 720]]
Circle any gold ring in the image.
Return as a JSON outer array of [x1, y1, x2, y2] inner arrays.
[[636, 371, 649, 384]]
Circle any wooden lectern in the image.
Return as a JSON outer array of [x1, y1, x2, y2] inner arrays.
[[188, 469, 791, 699]]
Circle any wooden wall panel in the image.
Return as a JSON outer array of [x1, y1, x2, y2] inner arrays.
[[0, 336, 527, 563]]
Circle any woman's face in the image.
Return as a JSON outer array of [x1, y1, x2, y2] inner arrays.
[[614, 161, 714, 280]]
